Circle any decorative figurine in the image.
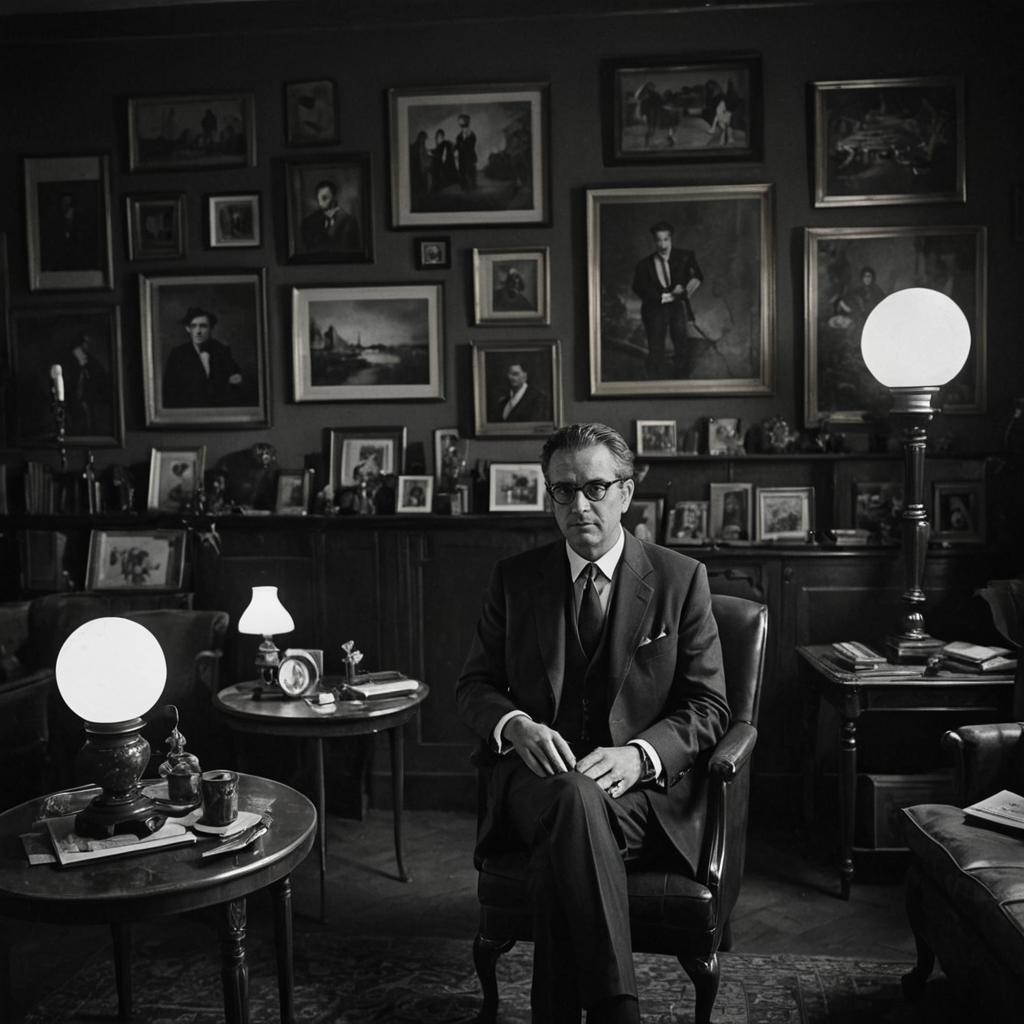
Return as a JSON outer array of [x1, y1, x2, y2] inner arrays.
[[158, 705, 202, 805], [762, 415, 797, 454], [341, 640, 364, 688]]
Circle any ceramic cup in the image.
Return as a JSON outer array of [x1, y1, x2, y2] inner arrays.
[[200, 769, 239, 827]]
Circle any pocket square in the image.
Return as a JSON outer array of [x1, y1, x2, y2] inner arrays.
[[639, 628, 669, 646]]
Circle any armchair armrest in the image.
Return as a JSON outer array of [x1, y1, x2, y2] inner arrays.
[[709, 722, 757, 782], [195, 649, 223, 697], [942, 722, 1024, 806]]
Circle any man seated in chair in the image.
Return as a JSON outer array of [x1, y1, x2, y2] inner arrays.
[[456, 422, 730, 1024]]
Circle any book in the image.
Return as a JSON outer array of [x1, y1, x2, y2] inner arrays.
[[943, 654, 1017, 674], [963, 789, 1024, 834], [342, 670, 420, 700], [831, 641, 888, 670], [941, 641, 1014, 665], [44, 814, 197, 867]]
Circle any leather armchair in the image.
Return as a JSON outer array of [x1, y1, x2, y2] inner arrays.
[[471, 593, 768, 1024]]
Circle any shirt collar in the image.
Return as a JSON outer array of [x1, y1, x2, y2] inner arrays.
[[565, 527, 625, 583]]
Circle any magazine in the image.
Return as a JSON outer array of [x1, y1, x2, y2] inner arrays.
[[963, 790, 1024, 835]]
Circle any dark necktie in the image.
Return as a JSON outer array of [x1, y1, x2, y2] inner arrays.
[[578, 563, 603, 657]]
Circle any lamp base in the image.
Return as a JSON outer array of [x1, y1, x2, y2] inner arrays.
[[75, 791, 167, 839], [884, 633, 945, 664]]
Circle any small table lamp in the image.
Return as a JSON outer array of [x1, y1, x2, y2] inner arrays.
[[860, 287, 971, 662], [238, 585, 295, 690]]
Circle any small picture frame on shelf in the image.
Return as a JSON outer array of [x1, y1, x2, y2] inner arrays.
[[707, 417, 744, 455], [397, 474, 434, 512], [146, 446, 206, 513], [274, 469, 312, 515], [756, 487, 814, 543], [635, 420, 677, 456], [85, 528, 187, 592], [708, 483, 753, 542], [665, 500, 709, 546], [932, 481, 984, 543], [488, 462, 545, 512], [433, 427, 461, 483], [623, 494, 664, 543], [327, 426, 406, 493]]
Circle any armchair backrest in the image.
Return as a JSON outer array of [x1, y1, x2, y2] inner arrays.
[[711, 593, 768, 728]]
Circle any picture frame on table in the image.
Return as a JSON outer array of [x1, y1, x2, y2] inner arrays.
[[756, 486, 814, 543], [327, 425, 407, 493], [397, 474, 434, 513], [207, 193, 261, 249], [85, 528, 187, 592], [126, 193, 186, 260], [804, 225, 986, 423], [708, 482, 753, 542], [24, 154, 114, 292], [488, 462, 546, 512], [139, 270, 270, 428], [285, 153, 373, 263], [473, 246, 550, 325], [665, 500, 709, 546], [707, 416, 744, 455], [602, 53, 762, 165], [8, 305, 125, 448], [635, 420, 677, 456], [587, 184, 774, 397], [292, 283, 444, 402], [283, 79, 339, 147], [147, 447, 206, 513], [623, 494, 665, 544], [415, 237, 451, 270], [932, 481, 985, 543], [852, 480, 903, 542], [472, 338, 561, 438], [127, 93, 256, 172], [388, 81, 550, 228], [812, 76, 965, 208], [274, 469, 313, 515]]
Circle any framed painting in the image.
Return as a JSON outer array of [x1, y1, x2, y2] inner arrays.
[[147, 447, 206, 513], [852, 481, 903, 542], [756, 486, 814, 543], [623, 494, 665, 544], [388, 82, 549, 228], [8, 306, 124, 448], [603, 53, 762, 165], [139, 270, 270, 428], [812, 76, 965, 208], [488, 462, 545, 512], [285, 153, 373, 263], [471, 338, 561, 438], [126, 193, 186, 260], [587, 184, 774, 397], [708, 482, 753, 542], [707, 416, 744, 455], [397, 474, 433, 513], [128, 93, 256, 171], [635, 420, 677, 456], [284, 78, 339, 146], [804, 225, 986, 423], [932, 481, 985, 544], [207, 193, 261, 249], [433, 427, 462, 482], [292, 284, 444, 402], [327, 426, 407, 493], [665, 500, 709, 546], [24, 155, 113, 292], [473, 247, 550, 325], [85, 529, 187, 592], [415, 237, 451, 270], [274, 469, 313, 515]]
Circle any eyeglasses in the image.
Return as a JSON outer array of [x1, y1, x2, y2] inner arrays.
[[545, 478, 628, 506]]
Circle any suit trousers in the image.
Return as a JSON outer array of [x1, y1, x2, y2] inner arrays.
[[641, 301, 690, 376]]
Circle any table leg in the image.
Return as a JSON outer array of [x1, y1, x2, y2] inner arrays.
[[314, 736, 327, 923], [271, 875, 296, 1024], [219, 897, 249, 1024], [111, 921, 132, 1021], [839, 716, 857, 900], [388, 723, 410, 883]]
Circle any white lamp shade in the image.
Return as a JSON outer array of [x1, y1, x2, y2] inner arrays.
[[238, 585, 295, 636], [55, 617, 167, 723], [860, 287, 971, 388]]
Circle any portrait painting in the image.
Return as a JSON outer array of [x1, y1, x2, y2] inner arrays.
[[327, 426, 406, 493], [756, 487, 813, 543], [274, 469, 312, 515], [488, 462, 546, 512], [284, 79, 339, 146], [665, 500, 709, 546], [126, 193, 186, 260], [389, 82, 549, 227], [588, 184, 774, 397], [286, 154, 373, 263], [636, 420, 677, 456], [932, 481, 984, 544], [86, 529, 186, 591], [708, 482, 753, 542], [139, 270, 270, 428], [472, 338, 561, 438], [473, 247, 550, 325], [147, 447, 206, 513], [397, 474, 434, 513], [623, 495, 665, 544], [805, 225, 986, 423], [207, 193, 260, 249]]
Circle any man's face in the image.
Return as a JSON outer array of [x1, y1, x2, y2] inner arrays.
[[505, 364, 527, 390], [315, 185, 336, 211], [654, 229, 673, 257], [547, 444, 634, 560], [186, 316, 211, 344]]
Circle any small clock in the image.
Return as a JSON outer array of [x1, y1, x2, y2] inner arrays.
[[276, 648, 322, 698]]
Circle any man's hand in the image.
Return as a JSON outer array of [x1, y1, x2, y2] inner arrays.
[[504, 717, 576, 777], [575, 745, 642, 798]]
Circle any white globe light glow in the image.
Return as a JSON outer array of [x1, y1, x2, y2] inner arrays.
[[238, 586, 295, 636], [55, 617, 166, 723], [860, 287, 971, 389]]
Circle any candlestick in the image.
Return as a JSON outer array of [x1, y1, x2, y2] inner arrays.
[[50, 363, 64, 402]]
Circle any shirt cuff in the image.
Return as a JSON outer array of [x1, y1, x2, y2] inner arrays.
[[494, 710, 530, 753], [629, 739, 663, 782]]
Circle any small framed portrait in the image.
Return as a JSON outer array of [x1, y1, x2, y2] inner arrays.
[[283, 78, 339, 146], [126, 193, 186, 261], [85, 529, 187, 592], [473, 247, 550, 325], [397, 474, 434, 513], [757, 486, 814, 543], [707, 416, 744, 455], [327, 426, 407, 493], [709, 482, 753, 542], [207, 193, 261, 249], [624, 494, 665, 544], [852, 481, 903, 542], [147, 446, 206, 513], [932, 481, 985, 544], [285, 153, 373, 263], [665, 500, 709, 546], [636, 420, 677, 456], [433, 427, 465, 484], [472, 338, 561, 438], [488, 462, 546, 512], [274, 469, 313, 515], [415, 237, 451, 270], [24, 154, 114, 292]]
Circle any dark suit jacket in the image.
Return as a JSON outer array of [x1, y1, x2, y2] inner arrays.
[[456, 531, 729, 871], [162, 339, 242, 409], [488, 384, 550, 424], [632, 249, 703, 317]]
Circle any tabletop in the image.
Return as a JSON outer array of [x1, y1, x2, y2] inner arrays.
[[797, 645, 1017, 688]]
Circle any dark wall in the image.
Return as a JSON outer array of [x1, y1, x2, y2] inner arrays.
[[1, 0, 1021, 479]]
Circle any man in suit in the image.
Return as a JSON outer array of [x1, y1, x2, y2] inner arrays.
[[299, 179, 360, 254], [162, 307, 244, 409], [457, 422, 729, 1023], [489, 360, 550, 424], [632, 221, 703, 378]]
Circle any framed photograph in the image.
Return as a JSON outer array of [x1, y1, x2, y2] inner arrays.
[[284, 79, 338, 146], [433, 427, 461, 481], [472, 338, 561, 438], [8, 306, 124, 448], [415, 237, 451, 270], [587, 184, 774, 397], [707, 416, 743, 455], [388, 82, 549, 228], [812, 76, 965, 208], [207, 193, 261, 249], [932, 481, 985, 544], [636, 420, 677, 456], [126, 193, 186, 260], [757, 487, 814, 543], [24, 155, 113, 292], [292, 284, 444, 402], [708, 482, 753, 542], [665, 500, 709, 546], [603, 53, 762, 165], [397, 474, 434, 513], [128, 93, 256, 172], [488, 462, 546, 512], [147, 447, 206, 513], [285, 153, 373, 263], [624, 494, 665, 544], [852, 481, 903, 542], [804, 225, 986, 423], [85, 529, 187, 592], [274, 469, 313, 515], [140, 271, 270, 428], [327, 426, 407, 492], [473, 247, 550, 325]]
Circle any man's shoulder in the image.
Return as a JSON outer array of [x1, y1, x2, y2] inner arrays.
[[628, 534, 705, 578]]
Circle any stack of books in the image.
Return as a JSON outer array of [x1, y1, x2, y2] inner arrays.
[[831, 641, 888, 671], [341, 670, 420, 700], [941, 641, 1018, 674]]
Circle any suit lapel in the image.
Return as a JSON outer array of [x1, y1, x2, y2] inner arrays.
[[607, 532, 654, 704], [531, 544, 567, 709]]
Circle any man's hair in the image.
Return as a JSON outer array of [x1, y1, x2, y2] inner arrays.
[[649, 221, 674, 237], [182, 306, 217, 328], [541, 423, 635, 479], [314, 179, 337, 195]]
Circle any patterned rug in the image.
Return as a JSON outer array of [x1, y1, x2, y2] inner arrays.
[[24, 932, 958, 1023]]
